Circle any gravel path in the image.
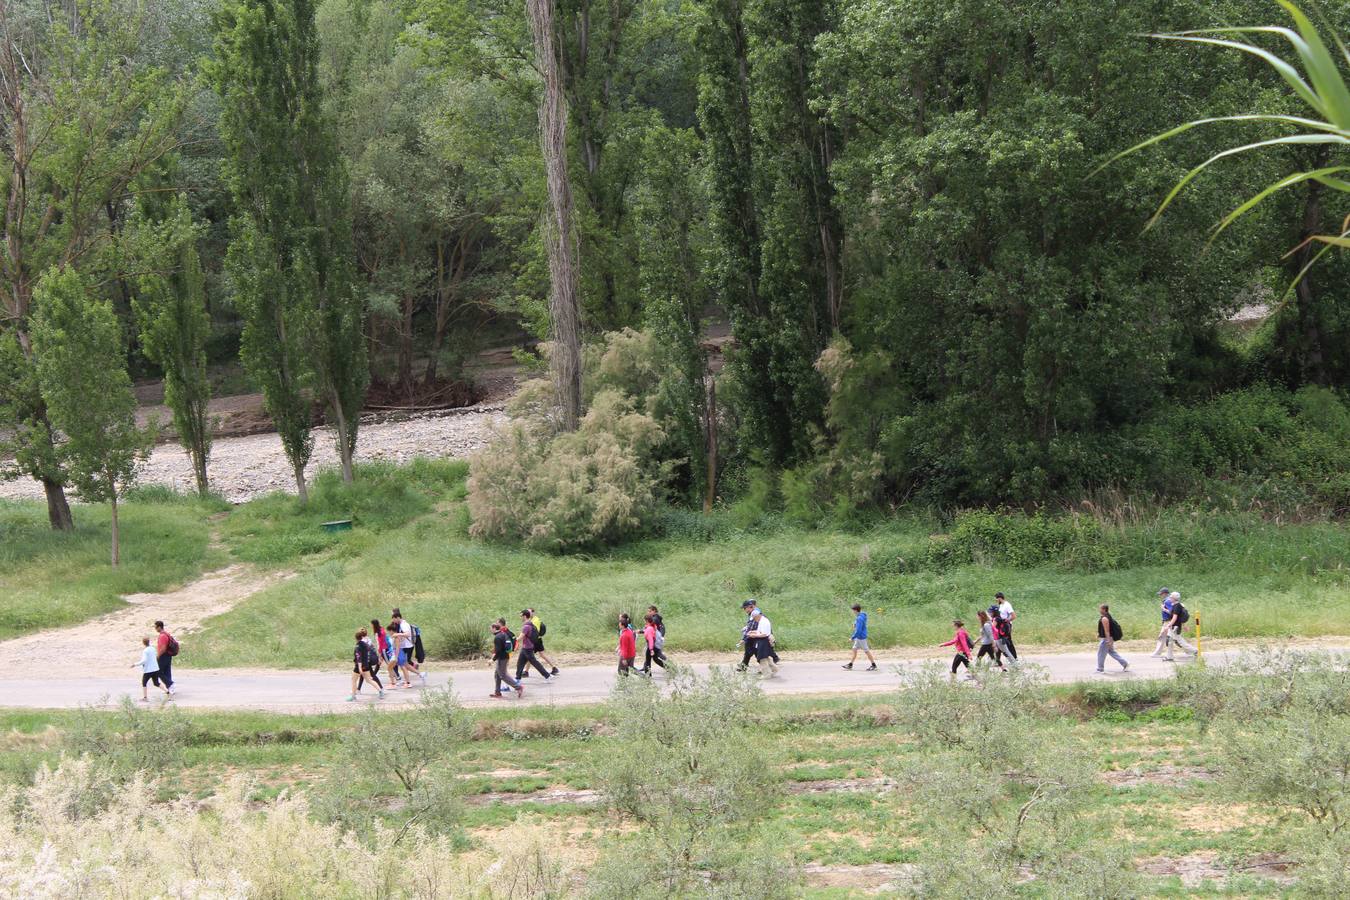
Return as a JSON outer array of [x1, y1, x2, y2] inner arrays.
[[0, 403, 507, 504]]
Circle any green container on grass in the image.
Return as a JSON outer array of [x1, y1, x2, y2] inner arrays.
[[321, 519, 353, 533]]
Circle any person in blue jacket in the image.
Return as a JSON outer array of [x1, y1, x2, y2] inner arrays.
[[842, 603, 878, 671]]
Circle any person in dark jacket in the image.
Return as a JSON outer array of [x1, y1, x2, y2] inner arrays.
[[490, 622, 524, 698], [348, 628, 384, 700]]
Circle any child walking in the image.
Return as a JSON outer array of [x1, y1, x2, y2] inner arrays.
[[641, 613, 668, 675], [974, 610, 1005, 671], [617, 613, 637, 676], [133, 636, 170, 701], [940, 620, 975, 681], [348, 628, 384, 701]]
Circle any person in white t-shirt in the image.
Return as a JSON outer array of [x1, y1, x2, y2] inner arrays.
[[995, 592, 1018, 660], [390, 609, 426, 687], [745, 609, 778, 678]]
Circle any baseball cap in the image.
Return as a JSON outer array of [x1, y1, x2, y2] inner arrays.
[[741, 599, 756, 609], [1157, 588, 1170, 597]]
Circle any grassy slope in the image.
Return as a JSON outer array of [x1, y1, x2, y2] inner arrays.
[[0, 496, 224, 640], [0, 689, 1304, 897], [189, 463, 1349, 668], [5, 460, 1346, 667]]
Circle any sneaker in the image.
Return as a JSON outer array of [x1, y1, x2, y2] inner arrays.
[[378, 689, 385, 698], [346, 695, 356, 701], [1163, 657, 1175, 662], [521, 670, 530, 678], [515, 685, 525, 698], [489, 692, 504, 699], [1094, 669, 1106, 674], [735, 665, 748, 673], [1122, 661, 1130, 672], [866, 664, 878, 671], [420, 672, 428, 685], [842, 663, 853, 670], [550, 668, 560, 675]]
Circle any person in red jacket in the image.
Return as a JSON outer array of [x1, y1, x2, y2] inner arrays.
[[153, 620, 176, 696], [940, 619, 974, 682], [617, 613, 637, 676]]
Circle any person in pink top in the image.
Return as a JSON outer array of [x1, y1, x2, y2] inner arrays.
[[641, 613, 668, 676], [940, 619, 975, 681]]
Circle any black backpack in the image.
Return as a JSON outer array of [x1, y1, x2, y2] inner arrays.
[[537, 620, 547, 637], [1107, 616, 1123, 641], [412, 625, 425, 663], [1172, 603, 1189, 625]]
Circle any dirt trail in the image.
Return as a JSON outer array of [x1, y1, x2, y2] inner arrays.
[[0, 564, 292, 677]]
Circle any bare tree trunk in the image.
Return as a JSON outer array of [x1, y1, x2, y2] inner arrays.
[[527, 0, 583, 431], [331, 391, 354, 484], [704, 377, 717, 515], [43, 475, 74, 531], [293, 460, 309, 504], [109, 492, 120, 567]]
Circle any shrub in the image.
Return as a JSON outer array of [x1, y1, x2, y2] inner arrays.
[[468, 382, 668, 551], [315, 686, 468, 834], [65, 697, 192, 780], [438, 616, 489, 660], [589, 669, 802, 896]]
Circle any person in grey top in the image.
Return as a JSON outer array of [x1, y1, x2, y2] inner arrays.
[[974, 610, 1004, 671]]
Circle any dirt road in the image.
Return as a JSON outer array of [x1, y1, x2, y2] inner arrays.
[[8, 644, 1341, 713]]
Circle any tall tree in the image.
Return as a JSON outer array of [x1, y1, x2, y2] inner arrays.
[[528, 0, 584, 430], [129, 194, 214, 497], [31, 267, 151, 566], [693, 0, 838, 465], [211, 0, 367, 494], [0, 0, 183, 529]]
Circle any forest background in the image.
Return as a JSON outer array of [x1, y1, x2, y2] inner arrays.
[[2, 0, 1348, 558]]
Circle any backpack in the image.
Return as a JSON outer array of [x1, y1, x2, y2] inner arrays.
[[412, 625, 425, 663], [502, 630, 515, 654], [1172, 604, 1190, 626], [166, 634, 180, 657], [537, 621, 547, 637], [1107, 616, 1123, 641]]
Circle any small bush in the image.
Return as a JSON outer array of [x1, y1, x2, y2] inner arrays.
[[65, 697, 192, 780], [437, 616, 489, 660]]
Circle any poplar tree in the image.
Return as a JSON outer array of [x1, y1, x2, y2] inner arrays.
[[0, 2, 183, 529], [130, 196, 214, 497], [211, 0, 367, 497], [31, 268, 151, 566]]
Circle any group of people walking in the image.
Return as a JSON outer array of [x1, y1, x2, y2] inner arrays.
[[132, 620, 179, 701], [348, 608, 427, 701], [335, 582, 1206, 702], [937, 592, 1020, 680], [488, 609, 562, 699]]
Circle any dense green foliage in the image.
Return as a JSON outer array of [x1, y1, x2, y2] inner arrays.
[[2, 0, 1348, 544]]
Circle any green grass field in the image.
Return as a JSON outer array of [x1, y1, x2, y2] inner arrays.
[[0, 493, 226, 640], [5, 460, 1348, 668], [0, 679, 1322, 897]]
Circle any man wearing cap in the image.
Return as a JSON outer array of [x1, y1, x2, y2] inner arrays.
[[994, 592, 1018, 661], [1150, 588, 1175, 658]]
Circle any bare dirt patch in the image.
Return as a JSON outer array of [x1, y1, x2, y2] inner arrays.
[[804, 863, 918, 893], [1136, 851, 1295, 887], [1100, 764, 1217, 787], [0, 564, 293, 676]]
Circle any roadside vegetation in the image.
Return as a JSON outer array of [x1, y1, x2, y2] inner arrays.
[[3, 455, 1347, 665], [2, 658, 1346, 896]]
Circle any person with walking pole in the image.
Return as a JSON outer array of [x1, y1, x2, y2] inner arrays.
[[1095, 604, 1130, 674]]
